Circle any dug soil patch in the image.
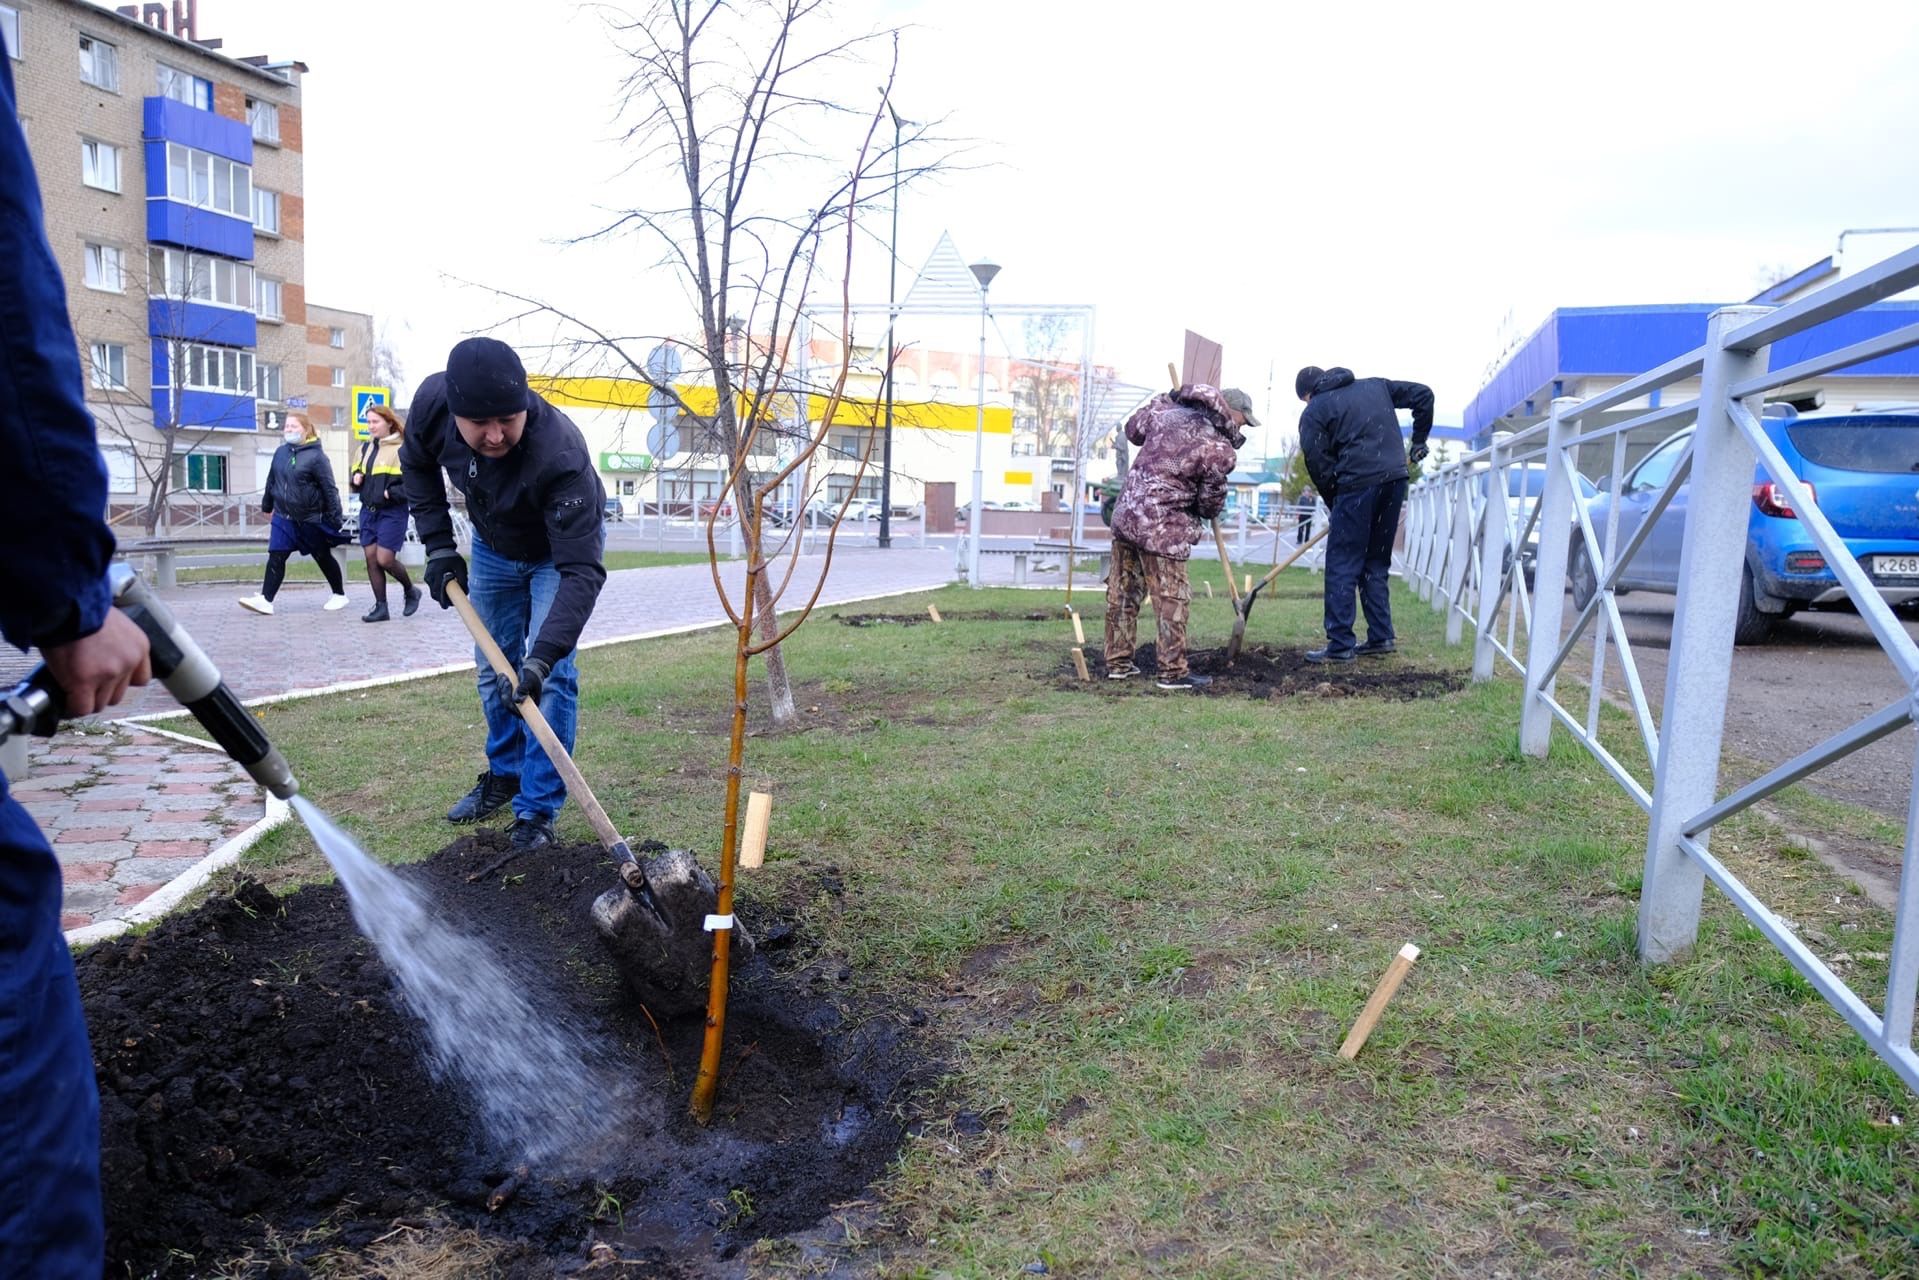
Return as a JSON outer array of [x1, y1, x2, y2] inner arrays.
[[78, 832, 923, 1278], [1056, 643, 1466, 701]]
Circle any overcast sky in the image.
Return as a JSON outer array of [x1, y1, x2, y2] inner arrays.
[[206, 0, 1919, 452]]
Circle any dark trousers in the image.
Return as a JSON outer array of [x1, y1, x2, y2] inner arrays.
[[0, 782, 103, 1278], [1323, 477, 1407, 653]]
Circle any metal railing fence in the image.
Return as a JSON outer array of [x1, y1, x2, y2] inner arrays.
[[1402, 244, 1919, 1092]]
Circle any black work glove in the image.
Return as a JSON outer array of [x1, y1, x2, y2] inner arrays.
[[494, 656, 548, 706], [424, 553, 469, 609], [1408, 442, 1430, 466]]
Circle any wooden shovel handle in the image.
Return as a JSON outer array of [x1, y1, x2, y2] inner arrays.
[[1246, 525, 1330, 600], [444, 581, 624, 853], [1212, 519, 1241, 605]]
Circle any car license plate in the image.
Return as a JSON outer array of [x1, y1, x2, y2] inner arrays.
[[1876, 555, 1919, 577]]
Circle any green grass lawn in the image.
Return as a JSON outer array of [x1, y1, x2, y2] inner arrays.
[[172, 548, 727, 585], [187, 562, 1916, 1277]]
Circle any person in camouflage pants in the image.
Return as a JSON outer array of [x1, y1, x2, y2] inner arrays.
[[1104, 383, 1253, 690]]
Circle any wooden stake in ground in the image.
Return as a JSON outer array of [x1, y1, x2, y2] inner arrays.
[[1338, 943, 1422, 1060], [1070, 647, 1090, 681], [1070, 609, 1085, 645], [738, 791, 772, 870], [927, 604, 943, 624], [1204, 580, 1213, 599]]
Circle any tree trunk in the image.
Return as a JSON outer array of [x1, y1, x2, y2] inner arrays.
[[731, 472, 796, 728]]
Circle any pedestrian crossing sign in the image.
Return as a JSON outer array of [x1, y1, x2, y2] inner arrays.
[[352, 386, 392, 440]]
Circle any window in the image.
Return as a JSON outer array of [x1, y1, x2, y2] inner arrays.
[[1630, 432, 1691, 494], [328, 327, 344, 348], [172, 452, 228, 493], [246, 97, 279, 143], [79, 35, 118, 89], [163, 142, 250, 216], [88, 342, 127, 390], [101, 446, 137, 495], [156, 62, 212, 110], [81, 139, 121, 192], [251, 187, 279, 235], [0, 6, 17, 62], [330, 367, 345, 388], [148, 248, 253, 309], [254, 276, 283, 321], [175, 342, 255, 395], [256, 362, 283, 403], [83, 243, 124, 292]]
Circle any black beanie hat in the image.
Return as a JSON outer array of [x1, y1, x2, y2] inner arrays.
[[445, 337, 530, 419], [1295, 366, 1324, 400]]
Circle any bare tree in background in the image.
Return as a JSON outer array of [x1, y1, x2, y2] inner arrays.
[[90, 253, 265, 534], [480, 0, 950, 727], [1011, 313, 1081, 458]]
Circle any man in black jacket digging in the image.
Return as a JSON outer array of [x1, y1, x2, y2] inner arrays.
[[1295, 366, 1435, 663], [403, 338, 608, 849]]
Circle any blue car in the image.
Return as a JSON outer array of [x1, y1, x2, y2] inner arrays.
[[1569, 410, 1919, 643]]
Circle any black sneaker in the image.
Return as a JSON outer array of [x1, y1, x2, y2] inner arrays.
[[361, 601, 390, 623], [446, 771, 519, 824], [1305, 647, 1357, 665], [1354, 638, 1396, 658], [402, 585, 423, 617], [1106, 661, 1141, 680], [1156, 673, 1213, 690], [508, 816, 555, 850]]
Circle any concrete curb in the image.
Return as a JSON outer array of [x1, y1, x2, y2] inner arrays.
[[114, 580, 949, 724]]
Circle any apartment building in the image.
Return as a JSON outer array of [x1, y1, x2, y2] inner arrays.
[[302, 302, 373, 435], [6, 0, 307, 515]]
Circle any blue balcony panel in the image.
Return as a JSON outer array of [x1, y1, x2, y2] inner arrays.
[[142, 97, 253, 164], [148, 299, 256, 349], [147, 200, 254, 260], [150, 385, 259, 433]]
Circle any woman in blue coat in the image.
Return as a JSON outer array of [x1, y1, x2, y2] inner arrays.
[[239, 414, 350, 615]]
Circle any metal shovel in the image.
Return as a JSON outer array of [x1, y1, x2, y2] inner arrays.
[[1226, 526, 1331, 663]]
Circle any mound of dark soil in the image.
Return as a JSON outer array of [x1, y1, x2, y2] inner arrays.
[[77, 831, 921, 1278], [1057, 643, 1466, 701]]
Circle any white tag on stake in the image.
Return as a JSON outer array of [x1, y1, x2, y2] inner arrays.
[[703, 913, 735, 932]]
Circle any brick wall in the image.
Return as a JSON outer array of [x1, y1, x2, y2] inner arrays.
[[282, 280, 307, 328], [213, 82, 246, 122], [280, 192, 305, 242], [279, 103, 303, 153]]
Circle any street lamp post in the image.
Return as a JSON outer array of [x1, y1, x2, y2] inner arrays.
[[967, 259, 1000, 587], [879, 99, 903, 549]]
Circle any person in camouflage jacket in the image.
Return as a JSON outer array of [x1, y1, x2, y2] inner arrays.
[[1104, 383, 1253, 689]]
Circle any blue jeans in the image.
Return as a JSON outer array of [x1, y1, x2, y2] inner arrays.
[[469, 537, 581, 821], [1323, 477, 1407, 654], [0, 781, 103, 1279]]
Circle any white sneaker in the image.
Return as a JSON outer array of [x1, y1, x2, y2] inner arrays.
[[323, 594, 350, 612], [238, 594, 274, 616]]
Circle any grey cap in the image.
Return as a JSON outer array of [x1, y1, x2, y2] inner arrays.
[[1220, 386, 1260, 428]]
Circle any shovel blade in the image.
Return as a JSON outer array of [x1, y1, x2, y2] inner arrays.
[[592, 847, 754, 1019]]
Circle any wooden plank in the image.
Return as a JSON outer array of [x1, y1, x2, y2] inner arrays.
[[1182, 330, 1223, 388], [1070, 610, 1086, 645], [927, 604, 943, 624], [1070, 647, 1090, 681], [738, 791, 773, 870], [1204, 580, 1213, 599], [1338, 943, 1422, 1061]]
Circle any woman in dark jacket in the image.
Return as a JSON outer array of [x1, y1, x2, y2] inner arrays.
[[348, 403, 421, 622], [239, 414, 350, 615]]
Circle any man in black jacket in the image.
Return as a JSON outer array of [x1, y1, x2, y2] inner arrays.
[[1295, 366, 1435, 663], [402, 338, 608, 849]]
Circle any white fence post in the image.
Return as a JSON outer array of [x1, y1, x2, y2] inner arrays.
[[1417, 481, 1441, 603], [1519, 397, 1582, 757], [1445, 465, 1474, 645], [1430, 471, 1453, 615], [1473, 438, 1506, 681], [1639, 305, 1772, 963]]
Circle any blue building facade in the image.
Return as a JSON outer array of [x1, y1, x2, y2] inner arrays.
[[141, 94, 258, 432], [1467, 300, 1919, 442]]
